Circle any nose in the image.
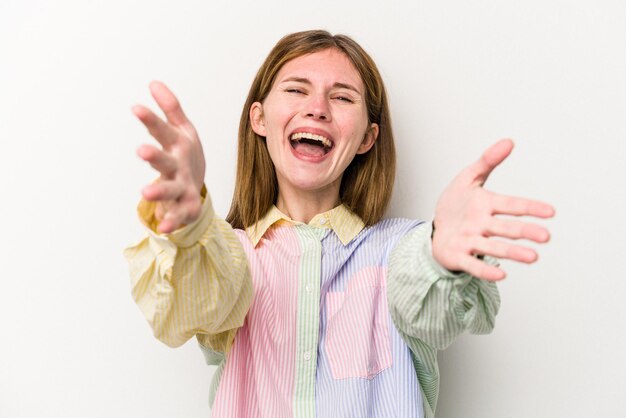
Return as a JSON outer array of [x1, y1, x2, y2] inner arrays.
[[302, 93, 331, 121]]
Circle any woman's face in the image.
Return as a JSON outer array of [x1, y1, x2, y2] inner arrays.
[[250, 48, 378, 202]]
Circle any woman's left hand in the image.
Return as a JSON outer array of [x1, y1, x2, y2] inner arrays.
[[432, 139, 555, 281]]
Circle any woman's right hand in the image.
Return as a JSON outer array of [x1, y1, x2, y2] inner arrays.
[[132, 81, 206, 234]]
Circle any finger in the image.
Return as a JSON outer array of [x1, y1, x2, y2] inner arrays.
[[149, 81, 192, 127], [457, 255, 506, 281], [137, 144, 178, 178], [486, 218, 551, 243], [491, 194, 556, 218], [471, 237, 538, 264], [178, 193, 203, 221], [158, 205, 188, 234], [132, 104, 178, 148], [142, 180, 184, 202], [466, 139, 514, 185]]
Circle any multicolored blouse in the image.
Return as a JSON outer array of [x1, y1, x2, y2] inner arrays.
[[125, 195, 500, 418]]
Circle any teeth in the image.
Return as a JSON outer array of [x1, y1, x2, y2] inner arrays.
[[290, 132, 332, 148]]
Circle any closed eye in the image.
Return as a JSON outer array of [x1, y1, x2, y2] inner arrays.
[[285, 88, 305, 94], [333, 96, 354, 103]]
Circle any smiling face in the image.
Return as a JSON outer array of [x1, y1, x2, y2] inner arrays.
[[250, 48, 379, 209]]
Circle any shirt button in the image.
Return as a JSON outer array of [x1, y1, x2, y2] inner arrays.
[[319, 217, 327, 225], [305, 284, 312, 292], [303, 351, 311, 361]]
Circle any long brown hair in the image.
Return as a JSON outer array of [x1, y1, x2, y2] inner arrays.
[[226, 30, 395, 229]]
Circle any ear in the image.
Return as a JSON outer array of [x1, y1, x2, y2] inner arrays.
[[356, 123, 379, 154], [249, 102, 266, 136]]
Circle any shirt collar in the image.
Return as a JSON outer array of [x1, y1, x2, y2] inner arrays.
[[246, 204, 365, 247]]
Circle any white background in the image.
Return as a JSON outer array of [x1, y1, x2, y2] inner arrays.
[[1, 1, 625, 417]]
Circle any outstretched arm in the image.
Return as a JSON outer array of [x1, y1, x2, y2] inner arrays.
[[126, 82, 252, 351], [388, 140, 555, 416]]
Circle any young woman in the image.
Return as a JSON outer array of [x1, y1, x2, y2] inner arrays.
[[126, 30, 554, 418]]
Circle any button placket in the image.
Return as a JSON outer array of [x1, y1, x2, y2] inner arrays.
[[293, 225, 324, 415]]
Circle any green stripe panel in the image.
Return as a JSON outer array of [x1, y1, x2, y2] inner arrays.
[[293, 225, 324, 418]]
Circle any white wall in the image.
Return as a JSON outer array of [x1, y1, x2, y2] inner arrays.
[[1, 1, 624, 417]]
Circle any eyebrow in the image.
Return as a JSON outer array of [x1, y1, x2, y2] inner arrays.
[[280, 77, 362, 95]]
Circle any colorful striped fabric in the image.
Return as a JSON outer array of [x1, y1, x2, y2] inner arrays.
[[126, 196, 500, 418]]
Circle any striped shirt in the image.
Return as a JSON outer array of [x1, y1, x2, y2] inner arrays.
[[125, 194, 500, 418]]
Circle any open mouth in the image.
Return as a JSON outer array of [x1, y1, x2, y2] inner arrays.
[[289, 132, 334, 156]]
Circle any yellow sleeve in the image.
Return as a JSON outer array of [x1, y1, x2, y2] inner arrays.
[[123, 190, 253, 353]]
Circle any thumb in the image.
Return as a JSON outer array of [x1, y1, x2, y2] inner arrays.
[[469, 138, 515, 185]]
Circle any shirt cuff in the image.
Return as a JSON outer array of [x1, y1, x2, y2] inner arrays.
[[137, 184, 216, 248]]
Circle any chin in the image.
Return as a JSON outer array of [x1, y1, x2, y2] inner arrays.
[[286, 172, 338, 193], [291, 179, 329, 191]]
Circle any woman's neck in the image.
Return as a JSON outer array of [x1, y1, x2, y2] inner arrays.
[[275, 185, 341, 224]]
